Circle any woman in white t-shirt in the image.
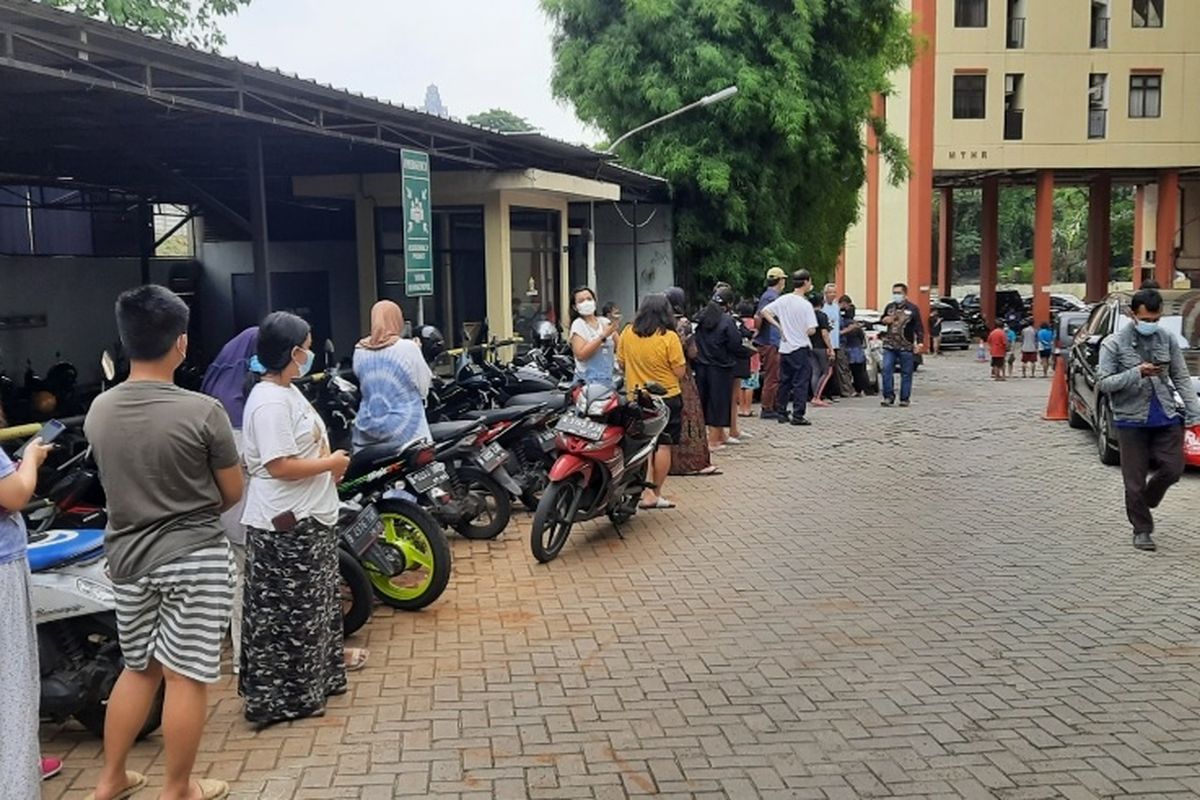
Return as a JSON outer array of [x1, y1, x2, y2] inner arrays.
[[239, 311, 350, 727], [569, 286, 617, 387]]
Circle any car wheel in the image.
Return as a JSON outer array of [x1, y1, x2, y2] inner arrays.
[[1096, 401, 1120, 465]]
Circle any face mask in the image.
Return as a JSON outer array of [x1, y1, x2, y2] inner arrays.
[[892, 293, 905, 305], [576, 299, 596, 316], [1135, 321, 1159, 336], [295, 348, 315, 377]]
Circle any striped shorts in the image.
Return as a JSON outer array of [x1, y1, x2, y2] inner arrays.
[[112, 543, 234, 684]]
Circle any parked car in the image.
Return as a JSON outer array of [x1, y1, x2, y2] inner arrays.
[[932, 300, 970, 350], [1066, 290, 1200, 466]]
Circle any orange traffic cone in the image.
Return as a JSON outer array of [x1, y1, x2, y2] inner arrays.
[[1043, 356, 1068, 421]]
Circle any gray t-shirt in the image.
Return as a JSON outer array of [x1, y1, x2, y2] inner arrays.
[[84, 381, 239, 583]]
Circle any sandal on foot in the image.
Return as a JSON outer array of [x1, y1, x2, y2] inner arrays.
[[196, 779, 230, 800], [695, 465, 722, 476], [639, 497, 676, 510], [344, 647, 369, 672], [84, 771, 147, 800]]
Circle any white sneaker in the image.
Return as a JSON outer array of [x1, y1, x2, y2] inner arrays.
[[726, 436, 743, 445]]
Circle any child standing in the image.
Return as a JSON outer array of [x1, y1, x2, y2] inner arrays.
[[1005, 325, 1018, 377], [1019, 320, 1039, 378], [736, 301, 760, 417], [1037, 322, 1054, 376], [987, 320, 1009, 381]]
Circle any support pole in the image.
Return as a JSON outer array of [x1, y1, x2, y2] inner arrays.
[[938, 188, 954, 299], [980, 177, 999, 327], [1155, 169, 1179, 288], [247, 136, 271, 319], [136, 199, 153, 285], [1033, 170, 1055, 325], [1085, 175, 1112, 302], [631, 200, 639, 305], [1133, 185, 1145, 288], [906, 0, 937, 326]]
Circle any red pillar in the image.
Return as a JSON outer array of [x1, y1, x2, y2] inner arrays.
[[938, 188, 954, 299], [1033, 170, 1055, 325], [865, 94, 883, 309], [1133, 185, 1145, 288], [1085, 175, 1112, 302], [906, 0, 936, 325], [836, 246, 846, 292], [1156, 169, 1179, 288], [980, 177, 1000, 327]]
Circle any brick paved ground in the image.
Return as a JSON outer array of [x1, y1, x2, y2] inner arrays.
[[41, 353, 1200, 799]]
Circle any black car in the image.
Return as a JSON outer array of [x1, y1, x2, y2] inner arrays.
[[1066, 290, 1200, 466]]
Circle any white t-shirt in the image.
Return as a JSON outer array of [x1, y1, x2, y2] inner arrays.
[[240, 382, 339, 530], [570, 316, 612, 374], [762, 293, 818, 354]]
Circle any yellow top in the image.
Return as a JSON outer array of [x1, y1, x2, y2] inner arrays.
[[618, 327, 685, 398]]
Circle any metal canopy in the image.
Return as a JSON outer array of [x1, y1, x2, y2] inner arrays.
[[0, 0, 666, 210]]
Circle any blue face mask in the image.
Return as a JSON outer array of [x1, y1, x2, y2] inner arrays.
[[295, 348, 315, 377], [892, 293, 905, 305], [1135, 321, 1159, 336]]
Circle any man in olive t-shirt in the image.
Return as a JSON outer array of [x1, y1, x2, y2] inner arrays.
[[84, 286, 243, 800]]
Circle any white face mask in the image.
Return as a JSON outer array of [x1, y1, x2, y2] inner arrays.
[[892, 293, 905, 305], [576, 299, 597, 317]]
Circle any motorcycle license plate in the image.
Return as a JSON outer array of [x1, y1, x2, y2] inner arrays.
[[475, 441, 508, 472], [556, 415, 605, 441], [407, 461, 449, 495], [341, 505, 381, 556], [536, 428, 558, 451]]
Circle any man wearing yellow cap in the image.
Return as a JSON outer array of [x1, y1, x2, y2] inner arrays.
[[753, 267, 788, 418]]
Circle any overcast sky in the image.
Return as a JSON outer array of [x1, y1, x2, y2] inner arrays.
[[220, 0, 598, 144]]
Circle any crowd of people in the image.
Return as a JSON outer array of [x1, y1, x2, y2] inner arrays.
[[985, 316, 1055, 381]]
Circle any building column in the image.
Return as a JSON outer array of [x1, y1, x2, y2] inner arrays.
[[246, 135, 271, 319], [835, 246, 846, 292], [980, 177, 999, 326], [1033, 170, 1055, 325], [1133, 184, 1145, 288], [1155, 169, 1179, 287], [865, 93, 883, 309], [353, 194, 378, 329], [1085, 174, 1112, 303], [938, 188, 954, 298], [906, 0, 937, 325], [483, 193, 513, 338]]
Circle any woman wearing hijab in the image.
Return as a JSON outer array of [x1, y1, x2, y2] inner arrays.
[[692, 285, 745, 450], [353, 301, 433, 451], [664, 287, 720, 477]]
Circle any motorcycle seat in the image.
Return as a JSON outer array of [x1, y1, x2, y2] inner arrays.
[[505, 391, 568, 411], [27, 528, 106, 572], [428, 419, 482, 443], [347, 441, 423, 481], [462, 405, 534, 425]]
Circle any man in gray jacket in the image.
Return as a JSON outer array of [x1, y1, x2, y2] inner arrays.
[[1097, 288, 1200, 551]]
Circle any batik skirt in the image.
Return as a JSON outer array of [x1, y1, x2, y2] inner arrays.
[[240, 517, 346, 726]]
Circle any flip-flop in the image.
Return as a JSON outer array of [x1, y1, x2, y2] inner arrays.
[[196, 779, 230, 800], [639, 497, 676, 510], [84, 771, 147, 800], [344, 647, 370, 672], [695, 466, 722, 476]]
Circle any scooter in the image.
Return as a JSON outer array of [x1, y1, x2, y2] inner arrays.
[[529, 382, 669, 563]]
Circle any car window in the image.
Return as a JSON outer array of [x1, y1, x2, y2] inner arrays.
[[1084, 305, 1110, 338]]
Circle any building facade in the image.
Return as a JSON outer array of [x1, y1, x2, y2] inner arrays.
[[841, 0, 1200, 324]]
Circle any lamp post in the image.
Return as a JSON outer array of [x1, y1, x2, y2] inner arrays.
[[601, 85, 738, 305]]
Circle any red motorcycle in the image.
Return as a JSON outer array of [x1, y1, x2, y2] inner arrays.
[[530, 383, 669, 563]]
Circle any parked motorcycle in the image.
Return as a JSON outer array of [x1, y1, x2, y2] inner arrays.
[[530, 382, 669, 563]]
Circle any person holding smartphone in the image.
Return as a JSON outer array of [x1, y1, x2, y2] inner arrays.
[[0, 411, 55, 798], [1098, 287, 1200, 552], [239, 311, 349, 726]]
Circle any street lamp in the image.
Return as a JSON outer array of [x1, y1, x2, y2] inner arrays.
[[604, 85, 738, 154]]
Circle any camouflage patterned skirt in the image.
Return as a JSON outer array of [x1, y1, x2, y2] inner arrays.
[[240, 518, 346, 726]]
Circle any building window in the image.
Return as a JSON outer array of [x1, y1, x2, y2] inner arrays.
[[1128, 73, 1162, 118], [953, 74, 987, 119], [1003, 74, 1024, 140], [1132, 0, 1164, 28], [954, 0, 988, 27], [1088, 74, 1108, 138]]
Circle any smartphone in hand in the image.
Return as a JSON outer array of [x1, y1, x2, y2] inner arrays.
[[16, 419, 65, 459]]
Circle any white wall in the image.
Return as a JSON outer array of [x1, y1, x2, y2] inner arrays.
[[593, 203, 674, 314]]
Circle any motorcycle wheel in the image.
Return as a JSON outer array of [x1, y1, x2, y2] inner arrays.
[[372, 499, 452, 611], [338, 547, 374, 637], [530, 478, 580, 563], [608, 463, 647, 526], [71, 613, 164, 740], [451, 465, 513, 540]]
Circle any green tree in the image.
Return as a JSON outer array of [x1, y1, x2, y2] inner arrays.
[[37, 0, 249, 49], [542, 0, 913, 296], [467, 108, 537, 133]]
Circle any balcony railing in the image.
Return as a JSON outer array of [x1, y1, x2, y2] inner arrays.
[[1088, 108, 1107, 139], [1004, 109, 1024, 140], [1007, 16, 1026, 48], [1091, 15, 1110, 48]]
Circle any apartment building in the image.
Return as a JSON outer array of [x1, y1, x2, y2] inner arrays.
[[840, 0, 1200, 325]]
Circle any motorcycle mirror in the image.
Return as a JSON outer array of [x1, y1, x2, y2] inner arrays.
[[324, 339, 336, 368], [100, 351, 115, 383]]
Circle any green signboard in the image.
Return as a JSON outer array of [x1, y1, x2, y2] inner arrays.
[[401, 149, 433, 297]]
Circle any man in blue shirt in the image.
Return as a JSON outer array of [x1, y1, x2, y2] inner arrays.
[[754, 267, 787, 418], [1097, 288, 1200, 551], [821, 283, 845, 400]]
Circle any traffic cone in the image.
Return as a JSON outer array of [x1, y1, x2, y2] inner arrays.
[[1043, 356, 1068, 421]]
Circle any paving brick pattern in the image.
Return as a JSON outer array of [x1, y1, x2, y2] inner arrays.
[[41, 354, 1200, 798]]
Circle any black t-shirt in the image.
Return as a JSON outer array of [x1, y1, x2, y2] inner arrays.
[[813, 308, 831, 347]]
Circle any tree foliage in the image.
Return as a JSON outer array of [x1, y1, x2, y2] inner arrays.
[[466, 108, 537, 133], [542, 0, 913, 296], [37, 0, 249, 49]]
